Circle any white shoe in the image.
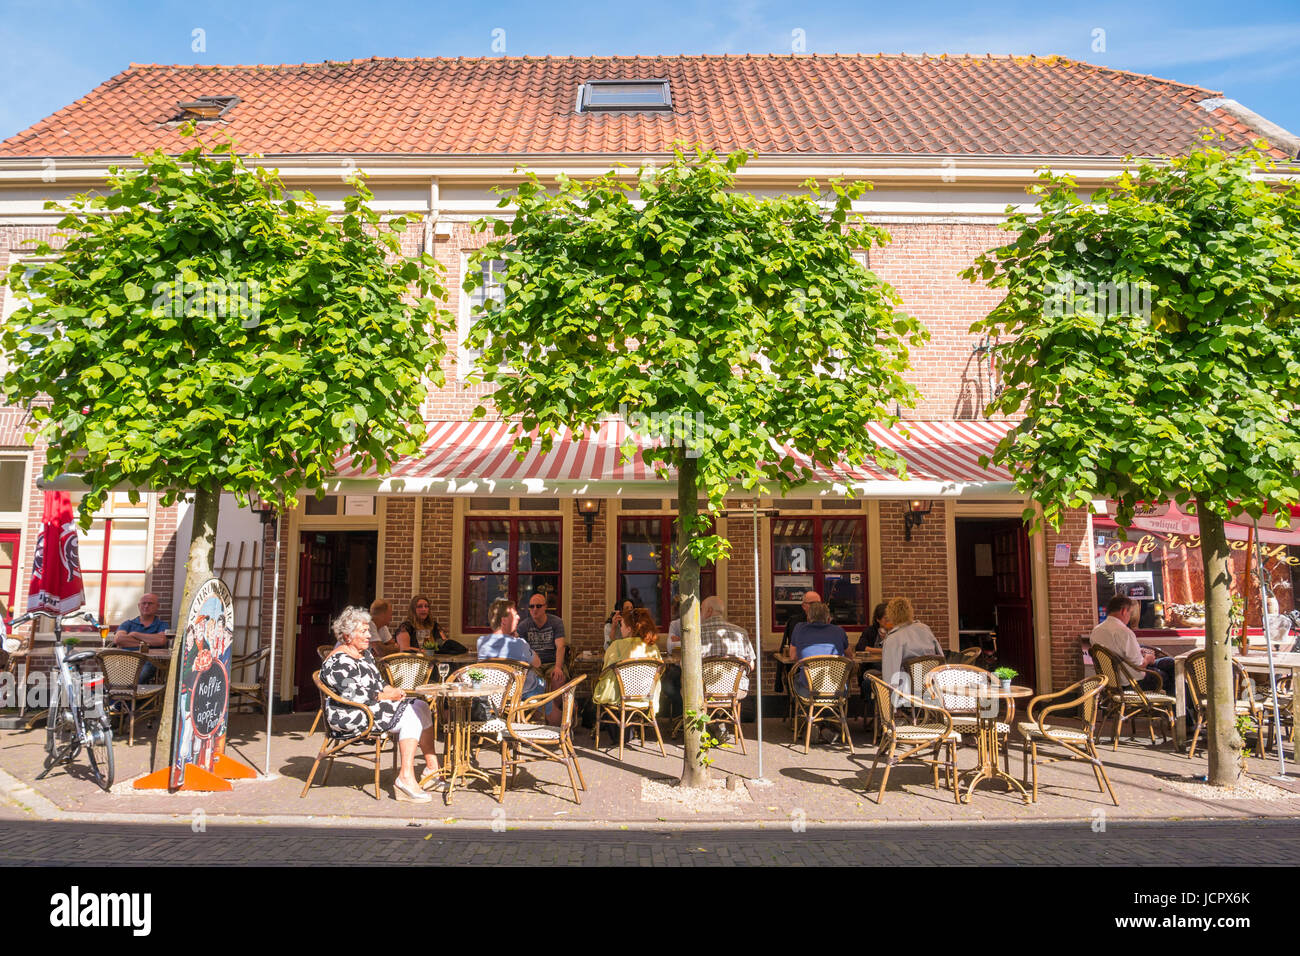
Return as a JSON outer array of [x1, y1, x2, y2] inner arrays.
[[394, 778, 432, 803]]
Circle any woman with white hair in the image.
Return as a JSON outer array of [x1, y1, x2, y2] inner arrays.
[[321, 605, 443, 802]]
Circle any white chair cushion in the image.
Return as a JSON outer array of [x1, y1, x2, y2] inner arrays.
[[1122, 691, 1175, 705], [512, 724, 561, 741], [1017, 722, 1088, 742], [470, 718, 507, 734], [950, 718, 1011, 734], [894, 723, 960, 742]]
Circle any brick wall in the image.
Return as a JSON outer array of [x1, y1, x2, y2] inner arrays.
[[149, 499, 178, 619], [1045, 508, 1098, 690], [417, 497, 453, 625], [568, 500, 607, 659], [381, 498, 417, 607], [879, 499, 952, 644], [866, 222, 1008, 420]]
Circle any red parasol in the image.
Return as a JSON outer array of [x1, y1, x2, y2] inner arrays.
[[27, 491, 85, 615]]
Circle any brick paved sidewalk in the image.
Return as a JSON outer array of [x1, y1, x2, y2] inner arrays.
[[1, 712, 1297, 829]]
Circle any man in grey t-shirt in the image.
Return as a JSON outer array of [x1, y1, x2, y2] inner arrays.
[[516, 592, 567, 685]]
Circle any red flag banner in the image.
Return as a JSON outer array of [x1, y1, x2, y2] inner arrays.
[[28, 491, 85, 615]]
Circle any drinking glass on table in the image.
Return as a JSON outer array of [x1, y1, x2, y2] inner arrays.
[[438, 663, 450, 685]]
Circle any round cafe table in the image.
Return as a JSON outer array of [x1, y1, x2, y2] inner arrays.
[[412, 682, 495, 804], [959, 684, 1033, 804]]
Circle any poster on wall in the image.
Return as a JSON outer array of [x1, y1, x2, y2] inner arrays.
[[1113, 570, 1155, 600], [169, 577, 236, 789]]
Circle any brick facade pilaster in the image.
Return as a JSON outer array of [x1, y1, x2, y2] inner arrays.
[[417, 497, 454, 624], [1045, 508, 1098, 690], [879, 499, 951, 645], [568, 500, 607, 658]]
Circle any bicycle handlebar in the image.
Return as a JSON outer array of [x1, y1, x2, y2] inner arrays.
[[3, 609, 103, 635]]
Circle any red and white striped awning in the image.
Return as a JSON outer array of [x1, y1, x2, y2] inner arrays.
[[327, 418, 1018, 498]]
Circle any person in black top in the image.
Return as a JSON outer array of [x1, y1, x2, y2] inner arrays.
[[856, 602, 888, 702]]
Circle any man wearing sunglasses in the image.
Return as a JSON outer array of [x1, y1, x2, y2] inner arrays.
[[516, 591, 568, 694]]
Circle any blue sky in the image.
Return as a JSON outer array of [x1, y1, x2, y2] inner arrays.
[[2, 0, 1298, 141]]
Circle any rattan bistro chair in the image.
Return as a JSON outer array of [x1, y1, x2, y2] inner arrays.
[[300, 671, 396, 800], [700, 656, 751, 754], [789, 655, 855, 754], [1018, 675, 1118, 805], [594, 659, 667, 761], [864, 674, 958, 804], [1182, 650, 1265, 759], [449, 661, 522, 801], [1091, 645, 1176, 750], [380, 653, 434, 691], [902, 654, 946, 718], [96, 649, 164, 746], [923, 664, 1013, 771], [308, 644, 335, 735], [229, 646, 272, 715], [1261, 675, 1294, 753], [503, 675, 588, 804]]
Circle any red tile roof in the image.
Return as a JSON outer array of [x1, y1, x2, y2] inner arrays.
[[0, 54, 1283, 159]]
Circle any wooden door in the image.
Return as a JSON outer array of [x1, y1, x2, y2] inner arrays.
[[992, 523, 1036, 691], [294, 533, 336, 711]]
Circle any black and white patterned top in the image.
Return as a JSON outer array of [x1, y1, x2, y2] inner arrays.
[[320, 650, 409, 739]]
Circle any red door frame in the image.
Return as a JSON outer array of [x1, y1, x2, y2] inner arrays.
[[992, 522, 1036, 692]]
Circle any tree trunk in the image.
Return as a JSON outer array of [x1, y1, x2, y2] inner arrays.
[[677, 455, 709, 788], [151, 484, 220, 774], [1196, 495, 1242, 787]]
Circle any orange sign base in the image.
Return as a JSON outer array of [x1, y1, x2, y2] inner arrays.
[[133, 763, 239, 792], [212, 753, 257, 779]]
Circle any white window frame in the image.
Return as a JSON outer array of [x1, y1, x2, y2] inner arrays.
[[459, 254, 507, 378]]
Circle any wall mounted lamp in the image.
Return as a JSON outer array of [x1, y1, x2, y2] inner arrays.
[[903, 499, 933, 541], [577, 498, 601, 542]]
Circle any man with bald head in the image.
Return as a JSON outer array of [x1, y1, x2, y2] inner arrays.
[[114, 592, 171, 682]]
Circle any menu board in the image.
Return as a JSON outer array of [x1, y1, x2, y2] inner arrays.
[[168, 577, 236, 789]]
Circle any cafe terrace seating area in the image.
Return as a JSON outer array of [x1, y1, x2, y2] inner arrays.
[[3, 627, 1295, 816]]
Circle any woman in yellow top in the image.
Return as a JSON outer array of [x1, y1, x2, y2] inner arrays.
[[593, 607, 663, 714]]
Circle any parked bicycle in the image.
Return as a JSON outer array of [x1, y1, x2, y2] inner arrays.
[[5, 609, 115, 790]]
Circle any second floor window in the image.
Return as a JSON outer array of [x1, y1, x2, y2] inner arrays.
[[461, 256, 506, 374]]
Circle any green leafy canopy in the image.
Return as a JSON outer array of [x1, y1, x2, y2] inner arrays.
[[465, 145, 927, 561], [964, 138, 1300, 531], [3, 129, 454, 524]]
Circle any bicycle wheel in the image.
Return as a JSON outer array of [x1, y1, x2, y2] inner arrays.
[[43, 687, 74, 769], [86, 720, 114, 791]]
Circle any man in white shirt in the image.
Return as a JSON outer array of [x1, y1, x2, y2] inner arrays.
[[699, 596, 757, 696], [1089, 595, 1173, 690], [368, 598, 399, 657]]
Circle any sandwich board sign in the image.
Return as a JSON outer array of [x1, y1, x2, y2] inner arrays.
[[135, 577, 255, 791]]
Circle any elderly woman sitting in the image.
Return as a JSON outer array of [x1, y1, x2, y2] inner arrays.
[[321, 605, 443, 802]]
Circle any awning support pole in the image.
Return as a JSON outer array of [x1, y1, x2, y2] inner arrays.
[[753, 496, 770, 785], [1253, 518, 1289, 779], [262, 505, 281, 779]]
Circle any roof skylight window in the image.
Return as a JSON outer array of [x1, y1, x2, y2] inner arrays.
[[172, 95, 240, 122], [578, 80, 672, 112]]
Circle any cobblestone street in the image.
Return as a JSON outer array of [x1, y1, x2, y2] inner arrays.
[[1, 815, 1297, 866]]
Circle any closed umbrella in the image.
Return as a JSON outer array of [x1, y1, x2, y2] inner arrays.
[[28, 491, 85, 617]]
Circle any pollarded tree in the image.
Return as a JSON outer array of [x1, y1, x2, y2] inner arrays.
[[964, 140, 1300, 786], [467, 146, 927, 786], [3, 130, 453, 769]]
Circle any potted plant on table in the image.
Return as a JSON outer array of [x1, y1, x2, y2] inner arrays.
[[993, 666, 1018, 690], [466, 668, 486, 689]]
